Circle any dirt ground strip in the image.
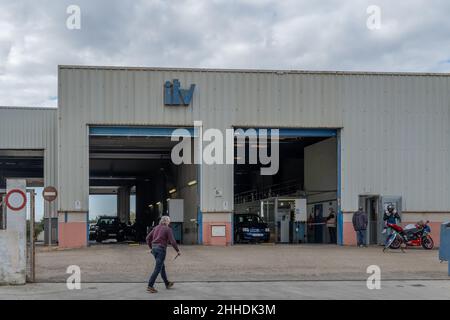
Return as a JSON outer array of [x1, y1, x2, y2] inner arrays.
[[35, 243, 448, 283]]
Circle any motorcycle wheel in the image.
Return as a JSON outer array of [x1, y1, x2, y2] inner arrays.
[[389, 235, 402, 250], [383, 233, 397, 251], [421, 236, 434, 250]]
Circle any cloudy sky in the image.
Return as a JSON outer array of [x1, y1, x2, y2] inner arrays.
[[1, 0, 450, 108]]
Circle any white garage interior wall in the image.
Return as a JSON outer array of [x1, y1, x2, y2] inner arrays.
[[304, 138, 338, 243], [173, 164, 198, 244], [304, 137, 337, 205]]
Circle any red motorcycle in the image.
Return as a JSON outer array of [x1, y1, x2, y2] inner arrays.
[[383, 220, 434, 251]]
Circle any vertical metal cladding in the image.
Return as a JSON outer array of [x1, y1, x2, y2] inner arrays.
[[56, 67, 450, 214], [0, 107, 58, 216]]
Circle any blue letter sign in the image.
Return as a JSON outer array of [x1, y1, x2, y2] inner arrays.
[[164, 79, 195, 106]]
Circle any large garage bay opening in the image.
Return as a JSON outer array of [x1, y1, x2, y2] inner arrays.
[[89, 127, 199, 245], [0, 150, 49, 243], [0, 150, 44, 191], [233, 129, 339, 245]]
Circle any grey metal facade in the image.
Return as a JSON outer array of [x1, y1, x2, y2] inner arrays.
[[57, 66, 450, 215], [1, 66, 450, 217], [0, 107, 57, 218]]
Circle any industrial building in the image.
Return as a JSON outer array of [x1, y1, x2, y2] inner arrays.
[[1, 66, 450, 248]]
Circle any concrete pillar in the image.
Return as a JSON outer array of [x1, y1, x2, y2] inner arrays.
[[0, 179, 27, 284], [57, 212, 88, 248], [117, 187, 131, 224]]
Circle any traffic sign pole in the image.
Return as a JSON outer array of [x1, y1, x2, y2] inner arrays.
[[42, 186, 58, 246]]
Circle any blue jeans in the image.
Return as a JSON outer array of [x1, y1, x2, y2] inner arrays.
[[356, 230, 366, 246], [148, 245, 169, 288]]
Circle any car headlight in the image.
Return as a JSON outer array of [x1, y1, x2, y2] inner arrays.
[[242, 228, 249, 232], [265, 228, 270, 232]]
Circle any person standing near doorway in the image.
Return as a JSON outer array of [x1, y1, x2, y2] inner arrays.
[[352, 207, 368, 247], [325, 207, 337, 244], [146, 215, 180, 293]]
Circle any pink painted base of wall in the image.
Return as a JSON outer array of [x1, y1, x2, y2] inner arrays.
[[342, 221, 442, 247], [343, 222, 357, 246], [58, 222, 87, 248], [202, 222, 232, 246]]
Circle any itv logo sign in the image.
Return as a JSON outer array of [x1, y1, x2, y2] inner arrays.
[[164, 79, 195, 106]]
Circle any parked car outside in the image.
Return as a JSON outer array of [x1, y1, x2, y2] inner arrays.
[[93, 216, 127, 243]]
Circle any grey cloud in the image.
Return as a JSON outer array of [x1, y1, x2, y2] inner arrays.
[[0, 0, 450, 107]]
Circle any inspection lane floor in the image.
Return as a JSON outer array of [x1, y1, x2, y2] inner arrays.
[[1, 280, 450, 300], [35, 244, 448, 282]]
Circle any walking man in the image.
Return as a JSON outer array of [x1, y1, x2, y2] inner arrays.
[[325, 207, 337, 244], [146, 215, 180, 293], [352, 206, 368, 247]]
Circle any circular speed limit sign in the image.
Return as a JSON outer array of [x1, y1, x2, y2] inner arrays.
[[5, 189, 27, 211]]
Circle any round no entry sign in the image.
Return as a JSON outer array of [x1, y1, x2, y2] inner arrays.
[[5, 189, 27, 211], [43, 186, 58, 202]]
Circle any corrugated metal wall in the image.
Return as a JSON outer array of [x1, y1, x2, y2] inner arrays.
[[58, 67, 450, 213], [340, 75, 450, 211], [0, 107, 58, 217]]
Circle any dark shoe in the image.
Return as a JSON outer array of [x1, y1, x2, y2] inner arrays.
[[147, 287, 158, 293], [165, 282, 174, 289]]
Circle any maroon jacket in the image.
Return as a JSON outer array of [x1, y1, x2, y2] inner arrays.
[[146, 224, 179, 252]]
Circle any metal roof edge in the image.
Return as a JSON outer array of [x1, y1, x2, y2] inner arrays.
[[0, 106, 57, 111], [58, 65, 450, 77]]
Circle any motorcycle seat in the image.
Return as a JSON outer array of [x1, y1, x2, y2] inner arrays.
[[405, 227, 419, 235]]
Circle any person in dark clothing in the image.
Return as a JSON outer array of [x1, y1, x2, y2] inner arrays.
[[146, 215, 180, 293], [383, 204, 401, 245], [352, 207, 368, 247], [325, 208, 337, 244], [383, 204, 401, 225]]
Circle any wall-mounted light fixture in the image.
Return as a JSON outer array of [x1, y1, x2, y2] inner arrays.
[[169, 188, 177, 194], [187, 180, 197, 186]]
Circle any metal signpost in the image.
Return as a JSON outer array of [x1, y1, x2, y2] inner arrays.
[[27, 189, 36, 282]]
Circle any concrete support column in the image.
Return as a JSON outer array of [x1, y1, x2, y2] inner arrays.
[[0, 179, 27, 284], [117, 187, 131, 224], [57, 212, 88, 248]]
